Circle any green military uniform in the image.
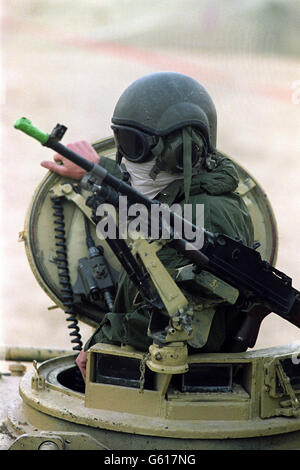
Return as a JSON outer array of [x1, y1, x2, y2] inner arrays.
[[85, 152, 254, 353]]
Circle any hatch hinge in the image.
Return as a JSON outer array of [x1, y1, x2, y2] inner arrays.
[[49, 182, 95, 224], [31, 360, 46, 391]]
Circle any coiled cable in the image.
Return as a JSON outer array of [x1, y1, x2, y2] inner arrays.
[[51, 195, 83, 351]]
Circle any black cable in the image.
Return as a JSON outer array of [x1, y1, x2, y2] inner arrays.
[[51, 196, 83, 351]]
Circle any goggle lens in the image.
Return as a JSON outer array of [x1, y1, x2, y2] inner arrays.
[[112, 127, 147, 161]]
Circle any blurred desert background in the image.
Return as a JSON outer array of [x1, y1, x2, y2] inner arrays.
[[1, 0, 300, 355]]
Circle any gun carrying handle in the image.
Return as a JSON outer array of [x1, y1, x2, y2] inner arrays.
[[232, 304, 271, 352]]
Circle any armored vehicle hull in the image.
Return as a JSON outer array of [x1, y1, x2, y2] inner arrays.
[[2, 343, 300, 450]]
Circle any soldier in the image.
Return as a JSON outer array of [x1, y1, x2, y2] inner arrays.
[[41, 72, 254, 379]]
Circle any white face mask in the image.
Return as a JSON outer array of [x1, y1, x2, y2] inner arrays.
[[124, 160, 183, 199]]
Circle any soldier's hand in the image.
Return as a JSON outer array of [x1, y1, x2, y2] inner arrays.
[[40, 140, 99, 180], [75, 349, 87, 381]]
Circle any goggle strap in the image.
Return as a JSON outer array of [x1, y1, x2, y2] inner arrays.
[[149, 137, 165, 180], [150, 136, 164, 157], [183, 127, 192, 204], [116, 149, 122, 165], [191, 128, 204, 150]]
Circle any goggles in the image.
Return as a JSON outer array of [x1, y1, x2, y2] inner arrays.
[[111, 124, 158, 163]]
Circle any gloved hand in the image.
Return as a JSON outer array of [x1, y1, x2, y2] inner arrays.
[[41, 140, 100, 180]]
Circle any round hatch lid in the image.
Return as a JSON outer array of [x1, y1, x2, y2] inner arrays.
[[22, 137, 278, 329]]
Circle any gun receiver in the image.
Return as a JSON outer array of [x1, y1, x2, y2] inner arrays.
[[15, 118, 300, 352]]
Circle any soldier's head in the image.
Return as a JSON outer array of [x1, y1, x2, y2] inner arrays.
[[111, 72, 218, 183]]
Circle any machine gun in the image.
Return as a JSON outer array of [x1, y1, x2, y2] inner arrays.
[[14, 118, 300, 359]]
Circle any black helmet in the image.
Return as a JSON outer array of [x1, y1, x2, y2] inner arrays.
[[111, 71, 217, 152]]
